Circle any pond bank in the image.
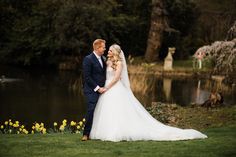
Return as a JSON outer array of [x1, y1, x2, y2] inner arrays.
[[128, 64, 212, 78], [147, 103, 236, 130]]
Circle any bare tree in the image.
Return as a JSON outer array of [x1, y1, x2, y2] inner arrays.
[[145, 0, 177, 62], [145, 0, 167, 62]]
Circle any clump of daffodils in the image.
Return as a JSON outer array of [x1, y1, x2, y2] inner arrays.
[[31, 122, 47, 134], [0, 118, 86, 135], [0, 119, 29, 134], [53, 118, 85, 134]]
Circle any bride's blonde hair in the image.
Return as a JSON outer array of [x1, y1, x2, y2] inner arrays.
[[108, 44, 122, 70]]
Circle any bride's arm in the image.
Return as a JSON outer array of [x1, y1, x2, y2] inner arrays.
[[105, 61, 122, 90]]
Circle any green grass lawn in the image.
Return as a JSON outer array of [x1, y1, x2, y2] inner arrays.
[[128, 57, 213, 76], [130, 56, 213, 69], [0, 126, 235, 157]]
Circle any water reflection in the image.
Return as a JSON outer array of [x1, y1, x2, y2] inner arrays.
[[163, 78, 172, 101], [0, 65, 235, 127], [0, 66, 86, 129], [129, 73, 235, 107], [192, 80, 209, 105]]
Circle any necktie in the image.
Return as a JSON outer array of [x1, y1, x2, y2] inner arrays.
[[98, 57, 103, 68]]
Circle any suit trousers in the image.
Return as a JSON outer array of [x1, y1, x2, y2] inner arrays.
[[83, 92, 99, 136]]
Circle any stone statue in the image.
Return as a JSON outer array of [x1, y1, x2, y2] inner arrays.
[[164, 47, 175, 71]]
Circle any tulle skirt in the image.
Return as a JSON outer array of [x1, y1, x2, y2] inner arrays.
[[90, 80, 207, 142]]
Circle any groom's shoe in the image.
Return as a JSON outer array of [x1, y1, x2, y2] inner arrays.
[[81, 135, 89, 141]]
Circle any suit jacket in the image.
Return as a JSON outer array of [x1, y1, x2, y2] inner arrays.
[[82, 52, 106, 95]]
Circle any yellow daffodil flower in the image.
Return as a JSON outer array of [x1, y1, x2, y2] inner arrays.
[[35, 123, 40, 129], [62, 119, 67, 124], [13, 124, 18, 127], [42, 128, 46, 134], [70, 121, 76, 126], [40, 123, 44, 127], [59, 125, 65, 131]]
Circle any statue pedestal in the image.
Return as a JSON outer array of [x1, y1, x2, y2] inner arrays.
[[164, 47, 175, 71]]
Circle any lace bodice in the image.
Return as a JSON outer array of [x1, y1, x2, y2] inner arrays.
[[106, 66, 115, 81]]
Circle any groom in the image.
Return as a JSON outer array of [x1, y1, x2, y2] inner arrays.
[[81, 39, 107, 141]]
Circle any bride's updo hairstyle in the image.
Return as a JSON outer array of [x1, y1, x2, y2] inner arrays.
[[109, 44, 122, 70]]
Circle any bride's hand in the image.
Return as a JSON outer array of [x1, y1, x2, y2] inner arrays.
[[98, 87, 106, 93], [103, 87, 108, 93]]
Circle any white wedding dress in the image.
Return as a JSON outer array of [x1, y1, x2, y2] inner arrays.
[[90, 52, 207, 142]]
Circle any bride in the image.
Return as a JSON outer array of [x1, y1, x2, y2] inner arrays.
[[90, 44, 207, 142]]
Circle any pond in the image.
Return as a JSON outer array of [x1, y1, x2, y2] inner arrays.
[[0, 65, 235, 128]]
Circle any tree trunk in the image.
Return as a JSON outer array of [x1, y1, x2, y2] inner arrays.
[[145, 0, 167, 62]]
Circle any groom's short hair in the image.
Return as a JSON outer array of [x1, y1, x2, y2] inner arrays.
[[93, 39, 106, 50]]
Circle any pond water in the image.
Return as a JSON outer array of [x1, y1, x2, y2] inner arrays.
[[0, 65, 235, 128]]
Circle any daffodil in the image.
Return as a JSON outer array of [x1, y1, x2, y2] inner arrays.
[[63, 119, 67, 123], [21, 125, 24, 129], [0, 125, 4, 129], [32, 126, 35, 129], [53, 122, 57, 126], [13, 124, 18, 127], [83, 118, 86, 122], [9, 122, 13, 126], [62, 119, 67, 126], [15, 121, 19, 124], [39, 127, 43, 131], [70, 121, 76, 126], [31, 130, 34, 134], [17, 131, 20, 134], [23, 129, 28, 134], [79, 121, 83, 126], [59, 125, 65, 131], [42, 128, 46, 134], [4, 121, 8, 125], [77, 125, 80, 129], [35, 123, 40, 127], [40, 123, 44, 127]]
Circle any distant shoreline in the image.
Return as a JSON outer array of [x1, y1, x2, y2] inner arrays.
[[128, 64, 211, 78]]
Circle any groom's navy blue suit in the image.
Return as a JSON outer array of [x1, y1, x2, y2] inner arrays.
[[82, 52, 106, 136]]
